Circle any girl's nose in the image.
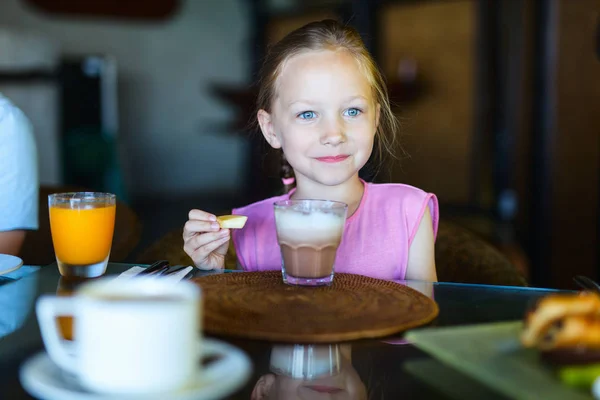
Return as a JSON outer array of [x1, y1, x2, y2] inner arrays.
[[320, 117, 346, 146]]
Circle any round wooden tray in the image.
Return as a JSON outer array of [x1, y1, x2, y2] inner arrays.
[[193, 271, 439, 343]]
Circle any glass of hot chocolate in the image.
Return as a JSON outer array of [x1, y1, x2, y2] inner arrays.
[[273, 199, 348, 286]]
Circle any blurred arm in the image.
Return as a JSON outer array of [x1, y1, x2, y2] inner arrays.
[[0, 96, 39, 257], [405, 207, 438, 282], [0, 231, 26, 256]]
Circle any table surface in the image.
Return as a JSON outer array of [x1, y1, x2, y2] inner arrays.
[[0, 263, 563, 399]]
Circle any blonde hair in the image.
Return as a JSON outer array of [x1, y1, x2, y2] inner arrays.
[[255, 19, 399, 192]]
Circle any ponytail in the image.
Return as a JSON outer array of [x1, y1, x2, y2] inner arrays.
[[280, 152, 296, 194]]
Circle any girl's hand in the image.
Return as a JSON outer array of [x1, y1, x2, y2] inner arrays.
[[183, 209, 230, 270]]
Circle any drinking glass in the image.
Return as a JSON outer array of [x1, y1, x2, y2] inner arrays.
[[274, 199, 347, 286], [270, 344, 342, 379], [48, 192, 116, 278]]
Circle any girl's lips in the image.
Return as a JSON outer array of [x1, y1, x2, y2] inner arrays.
[[316, 155, 349, 163], [305, 385, 344, 394]]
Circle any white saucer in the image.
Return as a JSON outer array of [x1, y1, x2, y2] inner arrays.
[[0, 254, 23, 275], [19, 338, 252, 400]]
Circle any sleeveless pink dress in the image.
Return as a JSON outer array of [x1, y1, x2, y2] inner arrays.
[[231, 180, 438, 280]]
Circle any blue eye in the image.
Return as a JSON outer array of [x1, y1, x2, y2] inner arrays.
[[298, 111, 316, 120], [344, 108, 362, 117]]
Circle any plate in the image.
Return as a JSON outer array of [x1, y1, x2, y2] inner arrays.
[[0, 254, 23, 275], [19, 338, 252, 400], [403, 358, 507, 400], [405, 321, 593, 400]]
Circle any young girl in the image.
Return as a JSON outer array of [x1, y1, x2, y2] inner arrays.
[[251, 343, 367, 399], [183, 19, 438, 282]]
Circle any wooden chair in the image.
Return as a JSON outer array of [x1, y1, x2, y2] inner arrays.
[[135, 215, 527, 286], [434, 221, 527, 286], [19, 185, 142, 266], [135, 228, 238, 270]]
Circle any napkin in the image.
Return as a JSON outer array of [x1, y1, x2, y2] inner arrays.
[[115, 266, 194, 283]]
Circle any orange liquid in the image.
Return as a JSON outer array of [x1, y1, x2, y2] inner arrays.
[[49, 204, 116, 265], [57, 314, 74, 341], [56, 277, 93, 341]]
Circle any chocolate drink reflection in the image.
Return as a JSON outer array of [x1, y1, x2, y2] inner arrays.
[[252, 344, 367, 400]]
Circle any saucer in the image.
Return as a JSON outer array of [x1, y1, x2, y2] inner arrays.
[[0, 254, 23, 276], [19, 338, 252, 400]]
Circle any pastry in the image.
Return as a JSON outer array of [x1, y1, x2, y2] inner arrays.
[[521, 292, 600, 347], [521, 290, 600, 389]]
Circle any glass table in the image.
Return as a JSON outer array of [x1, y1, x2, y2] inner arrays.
[[0, 263, 563, 399]]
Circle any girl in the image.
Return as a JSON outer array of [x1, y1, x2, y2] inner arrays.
[[251, 343, 367, 399], [183, 19, 438, 282]]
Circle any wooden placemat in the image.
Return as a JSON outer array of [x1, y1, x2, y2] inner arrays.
[[193, 271, 439, 343]]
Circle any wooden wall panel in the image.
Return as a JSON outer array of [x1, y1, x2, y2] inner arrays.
[[380, 1, 476, 204], [547, 0, 600, 287], [513, 0, 535, 258]]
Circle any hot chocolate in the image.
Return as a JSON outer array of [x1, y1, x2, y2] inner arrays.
[[274, 202, 346, 286]]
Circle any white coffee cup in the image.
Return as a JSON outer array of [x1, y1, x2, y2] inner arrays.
[[36, 276, 230, 395]]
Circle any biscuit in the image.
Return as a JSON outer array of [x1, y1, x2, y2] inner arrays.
[[216, 215, 248, 229]]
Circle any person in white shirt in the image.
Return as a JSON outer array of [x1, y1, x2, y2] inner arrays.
[[0, 93, 38, 256]]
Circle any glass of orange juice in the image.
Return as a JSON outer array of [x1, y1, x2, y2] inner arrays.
[[49, 192, 116, 278]]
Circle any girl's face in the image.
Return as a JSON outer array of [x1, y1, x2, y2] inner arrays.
[[258, 49, 380, 189], [256, 370, 367, 400], [251, 350, 367, 400]]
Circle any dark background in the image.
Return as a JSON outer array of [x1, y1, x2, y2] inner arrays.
[[1, 0, 599, 289]]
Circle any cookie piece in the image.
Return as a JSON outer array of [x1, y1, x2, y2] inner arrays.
[[217, 215, 248, 229]]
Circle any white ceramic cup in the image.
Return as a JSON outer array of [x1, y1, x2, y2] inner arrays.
[[36, 277, 228, 395]]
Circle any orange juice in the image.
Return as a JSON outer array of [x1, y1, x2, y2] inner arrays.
[[56, 277, 87, 341], [49, 204, 116, 265]]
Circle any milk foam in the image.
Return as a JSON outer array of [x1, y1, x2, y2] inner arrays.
[[275, 209, 344, 244]]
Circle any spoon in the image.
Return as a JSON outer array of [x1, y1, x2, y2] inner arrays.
[[573, 275, 600, 294]]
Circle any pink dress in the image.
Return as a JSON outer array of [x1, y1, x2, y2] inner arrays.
[[231, 180, 438, 280]]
